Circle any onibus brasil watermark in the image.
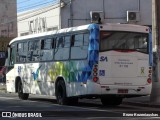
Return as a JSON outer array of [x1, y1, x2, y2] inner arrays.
[[123, 112, 159, 117], [2, 112, 42, 118]]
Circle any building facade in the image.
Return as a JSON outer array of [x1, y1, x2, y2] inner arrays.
[[0, 0, 17, 66], [18, 0, 152, 37]]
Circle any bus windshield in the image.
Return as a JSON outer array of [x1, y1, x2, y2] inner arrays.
[[100, 31, 148, 53]]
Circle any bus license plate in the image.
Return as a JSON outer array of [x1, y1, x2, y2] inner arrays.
[[118, 89, 128, 93]]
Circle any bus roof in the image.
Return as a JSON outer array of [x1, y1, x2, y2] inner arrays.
[[9, 24, 90, 44], [100, 23, 150, 33], [10, 23, 150, 45]]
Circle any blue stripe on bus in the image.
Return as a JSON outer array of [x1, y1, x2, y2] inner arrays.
[[88, 24, 100, 66]]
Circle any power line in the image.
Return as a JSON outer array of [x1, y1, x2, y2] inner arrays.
[[0, 0, 71, 31], [18, 0, 54, 9], [17, 0, 57, 12], [18, 1, 55, 12], [18, 1, 71, 21], [17, 0, 31, 4], [7, 0, 31, 5]]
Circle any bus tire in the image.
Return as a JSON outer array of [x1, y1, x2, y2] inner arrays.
[[56, 80, 69, 105], [18, 81, 29, 100]]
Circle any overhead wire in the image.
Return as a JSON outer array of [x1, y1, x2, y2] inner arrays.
[[17, 0, 31, 4], [0, 1, 70, 26], [17, 0, 57, 12]]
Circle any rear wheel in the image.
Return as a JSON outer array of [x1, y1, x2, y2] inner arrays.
[[101, 97, 122, 106], [18, 81, 29, 100]]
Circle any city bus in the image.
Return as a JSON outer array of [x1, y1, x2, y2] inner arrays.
[[5, 23, 152, 106]]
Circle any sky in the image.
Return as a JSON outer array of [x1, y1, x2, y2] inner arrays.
[[17, 0, 58, 13]]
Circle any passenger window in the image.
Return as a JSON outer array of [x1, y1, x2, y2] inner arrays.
[[83, 33, 89, 46], [27, 40, 40, 62], [17, 42, 28, 63], [56, 37, 64, 48], [70, 33, 88, 59], [10, 44, 16, 65], [55, 36, 70, 60], [40, 38, 53, 61]]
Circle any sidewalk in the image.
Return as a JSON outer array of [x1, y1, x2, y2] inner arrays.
[[123, 95, 160, 108]]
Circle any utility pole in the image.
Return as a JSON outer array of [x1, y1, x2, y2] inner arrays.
[[70, 0, 73, 27], [150, 0, 160, 104], [59, 0, 62, 29]]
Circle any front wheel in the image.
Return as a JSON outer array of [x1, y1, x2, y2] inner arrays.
[[18, 81, 29, 100], [56, 80, 68, 105]]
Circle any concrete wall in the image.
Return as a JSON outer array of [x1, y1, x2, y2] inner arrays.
[[17, 0, 152, 36], [0, 0, 17, 51], [0, 0, 17, 38], [61, 0, 152, 28], [18, 4, 60, 36]]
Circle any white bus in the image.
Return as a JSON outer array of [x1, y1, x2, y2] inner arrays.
[[5, 23, 152, 106]]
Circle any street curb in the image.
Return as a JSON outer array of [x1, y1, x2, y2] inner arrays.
[[0, 89, 6, 93], [123, 101, 160, 108]]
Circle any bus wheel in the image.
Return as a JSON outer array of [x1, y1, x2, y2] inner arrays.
[[18, 81, 29, 100], [56, 80, 68, 105]]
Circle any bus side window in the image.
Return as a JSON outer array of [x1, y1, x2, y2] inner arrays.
[[70, 33, 88, 59], [40, 38, 53, 61], [10, 44, 16, 66], [65, 36, 71, 47], [57, 37, 64, 48], [17, 43, 24, 63], [16, 43, 19, 62], [32, 40, 40, 61], [27, 41, 33, 61], [83, 33, 89, 46], [71, 35, 75, 47], [23, 42, 28, 62], [41, 39, 44, 50], [55, 36, 70, 60], [52, 38, 56, 49]]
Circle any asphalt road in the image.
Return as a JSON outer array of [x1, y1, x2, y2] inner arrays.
[[0, 92, 160, 120]]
